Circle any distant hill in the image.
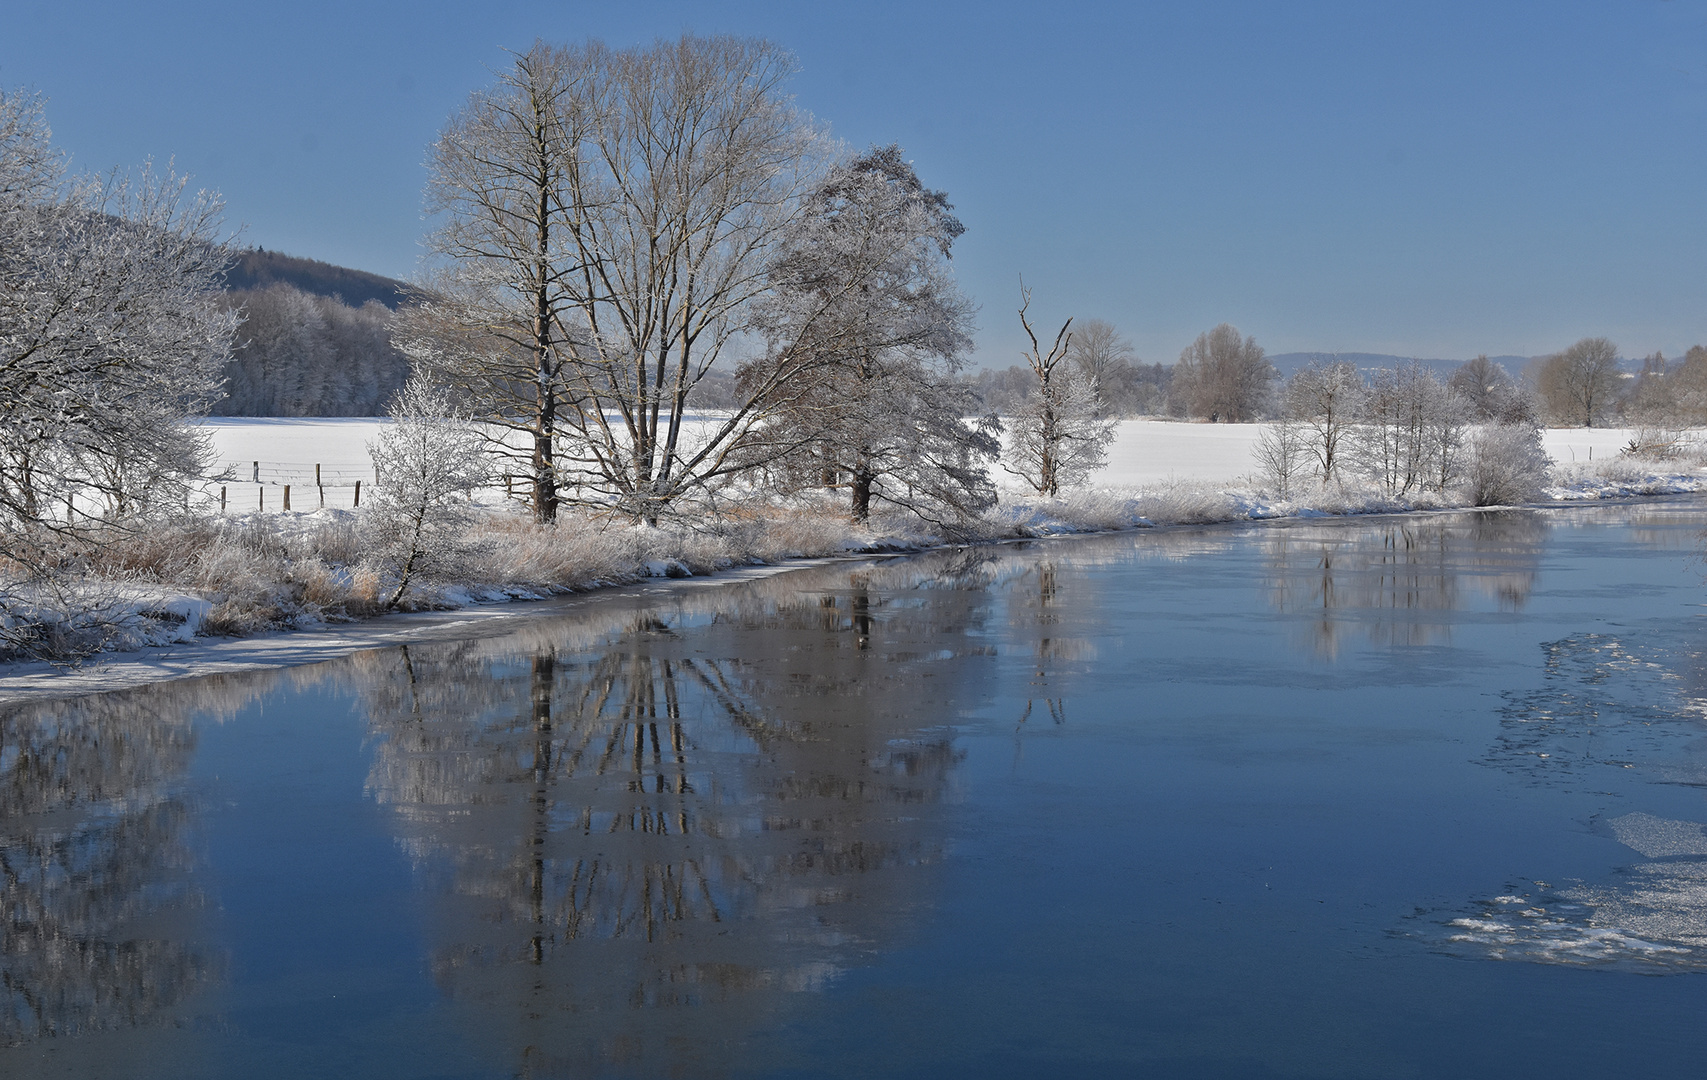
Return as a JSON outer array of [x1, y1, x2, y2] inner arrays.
[[1266, 352, 1532, 380], [225, 248, 411, 310], [215, 249, 413, 416]]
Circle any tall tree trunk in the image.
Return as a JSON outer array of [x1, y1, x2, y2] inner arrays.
[[532, 349, 557, 524], [531, 263, 557, 523], [531, 144, 558, 524], [850, 455, 874, 522]]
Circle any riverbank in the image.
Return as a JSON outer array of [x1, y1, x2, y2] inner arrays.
[[5, 471, 1704, 705]]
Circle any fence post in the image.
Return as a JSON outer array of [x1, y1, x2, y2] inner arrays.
[[220, 486, 227, 513], [253, 460, 259, 483], [283, 485, 291, 512], [354, 479, 361, 508], [258, 486, 264, 511], [316, 464, 323, 508]]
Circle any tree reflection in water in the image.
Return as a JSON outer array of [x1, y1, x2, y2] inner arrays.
[[0, 676, 270, 1045], [1261, 510, 1547, 658], [356, 552, 1001, 1075]]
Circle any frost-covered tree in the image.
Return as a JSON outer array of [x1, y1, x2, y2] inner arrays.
[[751, 145, 995, 524], [1003, 287, 1115, 496], [0, 87, 235, 534], [1284, 358, 1365, 486], [1253, 418, 1309, 498], [1354, 362, 1466, 496], [364, 376, 490, 609], [1666, 346, 1707, 424], [402, 36, 831, 524]]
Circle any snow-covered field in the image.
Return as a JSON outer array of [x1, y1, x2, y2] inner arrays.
[[4, 415, 1697, 696], [198, 416, 1664, 503]]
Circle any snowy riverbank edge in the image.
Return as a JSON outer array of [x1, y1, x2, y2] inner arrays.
[[4, 468, 1704, 706]]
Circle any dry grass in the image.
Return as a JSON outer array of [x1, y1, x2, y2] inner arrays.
[[12, 438, 1701, 663]]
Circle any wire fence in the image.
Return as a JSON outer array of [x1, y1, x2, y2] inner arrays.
[[186, 459, 532, 514]]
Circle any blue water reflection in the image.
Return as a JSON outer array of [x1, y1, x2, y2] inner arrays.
[[5, 501, 1707, 1077]]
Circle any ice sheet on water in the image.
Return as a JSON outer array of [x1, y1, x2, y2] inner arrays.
[[1486, 631, 1707, 785], [1608, 812, 1707, 858], [1416, 880, 1705, 971], [1415, 815, 1707, 972]]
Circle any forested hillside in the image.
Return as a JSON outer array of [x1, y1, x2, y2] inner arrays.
[[214, 249, 412, 416], [226, 248, 408, 308]]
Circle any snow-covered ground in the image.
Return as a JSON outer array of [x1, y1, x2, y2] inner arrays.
[[199, 416, 1662, 499], [5, 416, 1697, 699]]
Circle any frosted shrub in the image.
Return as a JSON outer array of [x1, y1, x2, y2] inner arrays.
[[363, 377, 490, 608], [1463, 424, 1551, 506], [1620, 428, 1692, 462], [1138, 481, 1240, 525], [1253, 419, 1309, 498]]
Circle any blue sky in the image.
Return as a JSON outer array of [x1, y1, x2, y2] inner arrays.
[[6, 0, 1705, 366]]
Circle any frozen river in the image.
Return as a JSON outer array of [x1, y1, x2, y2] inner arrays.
[[4, 499, 1707, 1077]]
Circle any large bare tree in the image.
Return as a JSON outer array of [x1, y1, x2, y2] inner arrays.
[[1535, 336, 1620, 427], [404, 36, 831, 524], [1066, 319, 1135, 398], [1172, 323, 1274, 422], [396, 42, 595, 523]]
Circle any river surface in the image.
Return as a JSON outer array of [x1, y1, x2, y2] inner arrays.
[[5, 501, 1707, 1078]]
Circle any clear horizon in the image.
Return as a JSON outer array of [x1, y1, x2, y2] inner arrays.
[[6, 0, 1703, 367]]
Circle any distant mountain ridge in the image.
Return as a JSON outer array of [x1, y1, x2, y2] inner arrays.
[[1266, 352, 1532, 380], [225, 248, 410, 310]]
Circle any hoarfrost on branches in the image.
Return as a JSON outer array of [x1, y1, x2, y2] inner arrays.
[[1, 88, 233, 533], [364, 376, 491, 609], [399, 36, 832, 524], [750, 144, 995, 524], [1, 86, 236, 661], [1002, 286, 1115, 497]]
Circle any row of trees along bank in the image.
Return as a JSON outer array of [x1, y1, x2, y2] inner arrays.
[[7, 36, 1706, 547], [394, 36, 1120, 526]]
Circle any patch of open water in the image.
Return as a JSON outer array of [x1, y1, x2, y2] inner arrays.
[[5, 500, 1707, 1077]]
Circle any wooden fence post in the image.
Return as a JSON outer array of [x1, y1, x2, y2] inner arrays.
[[316, 463, 323, 508], [220, 486, 227, 513], [283, 485, 291, 512], [354, 480, 361, 508], [258, 486, 264, 511]]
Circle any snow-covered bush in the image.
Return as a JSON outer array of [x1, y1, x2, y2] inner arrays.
[[1463, 424, 1551, 506], [363, 377, 490, 609], [1137, 481, 1241, 524]]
